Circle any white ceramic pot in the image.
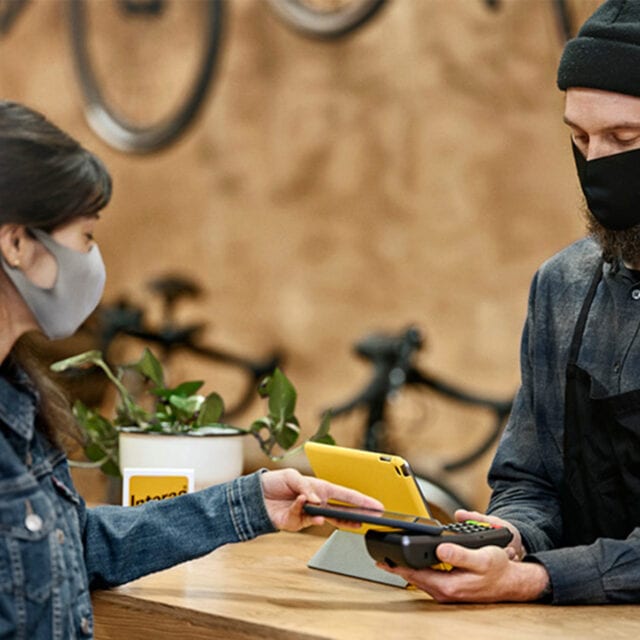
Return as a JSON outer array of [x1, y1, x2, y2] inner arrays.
[[118, 426, 247, 491]]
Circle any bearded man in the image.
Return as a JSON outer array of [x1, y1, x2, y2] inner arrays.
[[381, 0, 640, 605]]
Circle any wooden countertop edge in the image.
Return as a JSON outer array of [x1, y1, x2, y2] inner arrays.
[[92, 589, 328, 640]]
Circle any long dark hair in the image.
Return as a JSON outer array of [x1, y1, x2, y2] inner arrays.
[[0, 100, 112, 448], [0, 101, 111, 229]]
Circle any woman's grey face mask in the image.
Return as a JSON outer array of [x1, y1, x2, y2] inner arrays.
[[1, 228, 106, 340]]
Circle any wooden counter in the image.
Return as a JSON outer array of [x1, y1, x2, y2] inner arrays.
[[93, 532, 640, 640]]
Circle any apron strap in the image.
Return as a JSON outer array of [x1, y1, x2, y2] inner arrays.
[[567, 258, 604, 366]]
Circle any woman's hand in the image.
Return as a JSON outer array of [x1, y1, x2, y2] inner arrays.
[[260, 468, 383, 532]]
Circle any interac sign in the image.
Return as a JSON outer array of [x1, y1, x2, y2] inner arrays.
[[122, 468, 195, 507]]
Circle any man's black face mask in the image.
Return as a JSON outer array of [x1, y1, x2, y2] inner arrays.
[[572, 140, 640, 231]]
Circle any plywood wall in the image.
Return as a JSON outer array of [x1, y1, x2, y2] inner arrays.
[[0, 0, 602, 509]]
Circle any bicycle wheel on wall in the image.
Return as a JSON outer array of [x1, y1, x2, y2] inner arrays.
[[69, 0, 224, 154], [265, 0, 387, 39], [0, 0, 29, 38], [552, 0, 603, 44]]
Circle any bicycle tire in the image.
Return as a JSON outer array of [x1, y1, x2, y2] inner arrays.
[[405, 369, 512, 473], [265, 0, 387, 39], [68, 0, 224, 154], [552, 0, 573, 43], [0, 0, 29, 38]]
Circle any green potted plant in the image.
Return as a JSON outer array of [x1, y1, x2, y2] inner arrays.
[[51, 348, 333, 490]]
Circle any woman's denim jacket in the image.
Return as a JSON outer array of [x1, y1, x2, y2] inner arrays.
[[0, 370, 276, 639], [488, 237, 640, 605]]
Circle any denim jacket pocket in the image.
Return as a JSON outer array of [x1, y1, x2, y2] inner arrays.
[[0, 481, 58, 604]]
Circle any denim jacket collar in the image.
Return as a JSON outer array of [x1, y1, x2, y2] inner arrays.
[[0, 371, 36, 441]]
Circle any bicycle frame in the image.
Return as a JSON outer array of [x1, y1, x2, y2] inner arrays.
[[324, 326, 514, 511], [63, 274, 283, 419]]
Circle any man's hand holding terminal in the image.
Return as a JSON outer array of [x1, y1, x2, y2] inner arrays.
[[378, 509, 550, 603]]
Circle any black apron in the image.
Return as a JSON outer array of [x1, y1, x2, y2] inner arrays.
[[561, 260, 640, 546]]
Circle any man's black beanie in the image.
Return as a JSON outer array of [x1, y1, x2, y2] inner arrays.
[[558, 0, 640, 97]]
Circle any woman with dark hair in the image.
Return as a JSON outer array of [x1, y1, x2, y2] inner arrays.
[[0, 101, 380, 639]]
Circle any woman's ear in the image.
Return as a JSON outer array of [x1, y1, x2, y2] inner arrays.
[[0, 224, 28, 268]]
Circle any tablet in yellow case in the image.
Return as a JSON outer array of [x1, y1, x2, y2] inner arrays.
[[304, 442, 452, 573], [304, 441, 433, 530]]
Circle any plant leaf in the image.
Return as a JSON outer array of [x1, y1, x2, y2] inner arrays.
[[315, 411, 332, 439], [168, 394, 201, 422], [84, 442, 107, 463], [73, 401, 117, 440], [129, 348, 164, 387], [170, 381, 204, 398], [114, 403, 151, 429], [197, 392, 224, 426], [152, 380, 204, 400], [274, 418, 301, 450], [308, 412, 335, 445], [267, 369, 297, 420], [311, 433, 335, 445], [257, 374, 272, 398], [250, 416, 273, 436], [100, 458, 121, 477]]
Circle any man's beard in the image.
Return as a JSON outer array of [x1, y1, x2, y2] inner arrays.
[[584, 203, 640, 265]]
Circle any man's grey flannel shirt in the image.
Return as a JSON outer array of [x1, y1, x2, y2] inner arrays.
[[488, 236, 640, 604]]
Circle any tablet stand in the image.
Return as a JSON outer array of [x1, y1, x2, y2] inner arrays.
[[307, 530, 408, 588]]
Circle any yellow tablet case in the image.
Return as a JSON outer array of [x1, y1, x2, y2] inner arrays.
[[304, 442, 451, 580], [304, 441, 432, 533]]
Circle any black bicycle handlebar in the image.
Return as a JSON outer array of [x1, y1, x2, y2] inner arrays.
[[82, 284, 283, 418], [325, 325, 514, 472]]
